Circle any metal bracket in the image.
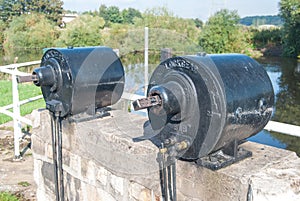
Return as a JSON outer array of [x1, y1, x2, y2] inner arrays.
[[196, 140, 252, 170], [68, 107, 111, 123], [46, 100, 63, 115]]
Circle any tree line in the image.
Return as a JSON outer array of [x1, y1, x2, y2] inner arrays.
[[240, 15, 283, 26], [0, 0, 299, 58]]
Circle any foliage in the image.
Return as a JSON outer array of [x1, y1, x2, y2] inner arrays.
[[0, 20, 5, 45], [3, 13, 58, 49], [99, 5, 123, 25], [194, 18, 203, 28], [99, 5, 142, 26], [199, 9, 254, 55], [279, 0, 300, 57], [55, 15, 105, 47], [102, 7, 201, 56], [252, 28, 282, 48], [0, 80, 44, 124], [133, 7, 200, 43], [0, 0, 63, 24], [240, 15, 284, 26], [0, 192, 19, 201], [122, 8, 142, 24]]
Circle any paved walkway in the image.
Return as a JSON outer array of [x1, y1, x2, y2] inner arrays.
[[0, 120, 36, 200]]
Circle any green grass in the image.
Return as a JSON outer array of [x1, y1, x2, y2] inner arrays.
[[0, 192, 19, 201], [0, 80, 45, 125]]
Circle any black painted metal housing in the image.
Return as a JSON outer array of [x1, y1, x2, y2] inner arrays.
[[146, 54, 274, 160], [33, 46, 125, 117]]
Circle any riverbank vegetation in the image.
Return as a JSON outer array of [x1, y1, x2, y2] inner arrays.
[[0, 0, 299, 60]]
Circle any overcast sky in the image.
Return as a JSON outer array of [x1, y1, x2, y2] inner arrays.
[[63, 0, 281, 20]]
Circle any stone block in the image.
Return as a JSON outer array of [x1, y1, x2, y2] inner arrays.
[[110, 174, 124, 195], [31, 135, 45, 156], [96, 166, 108, 187], [86, 160, 97, 185], [130, 182, 158, 201], [31, 109, 300, 201], [96, 187, 117, 201]]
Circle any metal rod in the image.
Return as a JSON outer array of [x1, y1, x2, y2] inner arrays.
[[144, 26, 149, 96], [57, 117, 64, 201], [161, 146, 168, 201], [51, 114, 60, 201], [167, 165, 173, 201], [17, 74, 38, 83], [172, 163, 177, 201], [159, 164, 166, 201]]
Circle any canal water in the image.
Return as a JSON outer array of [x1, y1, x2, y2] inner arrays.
[[1, 50, 300, 155], [249, 57, 300, 156]]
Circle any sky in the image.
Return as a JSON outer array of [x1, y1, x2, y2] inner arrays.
[[63, 0, 281, 21]]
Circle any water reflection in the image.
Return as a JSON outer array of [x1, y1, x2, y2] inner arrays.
[[248, 57, 300, 156], [296, 61, 300, 73]]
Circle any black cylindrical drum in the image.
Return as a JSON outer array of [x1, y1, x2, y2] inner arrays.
[[34, 47, 125, 117], [147, 54, 274, 160]]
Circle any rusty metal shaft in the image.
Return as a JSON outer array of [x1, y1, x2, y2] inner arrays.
[[132, 95, 161, 111], [17, 75, 38, 83]]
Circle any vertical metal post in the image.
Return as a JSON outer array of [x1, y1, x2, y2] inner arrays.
[[144, 27, 149, 96], [160, 48, 172, 62], [12, 66, 22, 159]]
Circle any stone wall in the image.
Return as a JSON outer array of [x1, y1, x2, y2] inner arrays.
[[31, 109, 300, 201]]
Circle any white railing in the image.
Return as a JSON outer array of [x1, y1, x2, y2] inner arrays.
[[264, 121, 300, 138], [0, 60, 42, 159]]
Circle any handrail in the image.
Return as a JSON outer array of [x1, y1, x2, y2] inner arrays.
[[264, 121, 300, 138], [0, 60, 40, 70], [0, 60, 42, 159]]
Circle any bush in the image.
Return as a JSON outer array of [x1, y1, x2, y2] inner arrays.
[[0, 21, 6, 46], [133, 7, 200, 43], [252, 28, 282, 48], [199, 9, 255, 55], [55, 15, 105, 47], [3, 13, 58, 49]]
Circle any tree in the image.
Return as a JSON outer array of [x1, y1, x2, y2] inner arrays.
[[133, 7, 200, 43], [99, 4, 109, 22], [0, 0, 63, 24], [3, 13, 58, 49], [0, 0, 18, 21], [194, 18, 203, 28], [279, 0, 300, 57], [199, 9, 253, 54], [107, 6, 123, 23], [99, 5, 123, 25], [55, 15, 105, 47], [102, 7, 202, 55], [122, 8, 142, 24], [0, 20, 5, 45]]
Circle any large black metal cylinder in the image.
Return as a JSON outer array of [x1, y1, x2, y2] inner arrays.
[[34, 46, 125, 117], [147, 54, 274, 160]]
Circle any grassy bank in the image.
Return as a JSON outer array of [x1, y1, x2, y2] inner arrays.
[[0, 80, 45, 125]]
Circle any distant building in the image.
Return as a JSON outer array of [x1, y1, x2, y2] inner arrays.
[[258, 24, 279, 30], [61, 14, 78, 27]]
